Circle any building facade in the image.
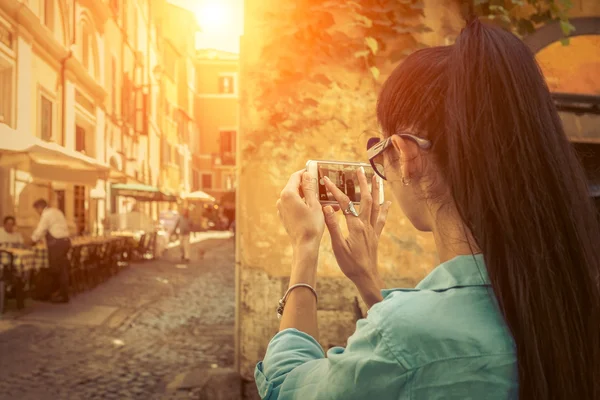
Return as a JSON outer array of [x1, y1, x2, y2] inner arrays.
[[0, 0, 199, 236], [194, 49, 238, 203]]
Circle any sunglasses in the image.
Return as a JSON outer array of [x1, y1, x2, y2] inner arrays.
[[366, 133, 432, 181]]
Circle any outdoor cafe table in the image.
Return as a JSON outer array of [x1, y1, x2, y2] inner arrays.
[[29, 236, 121, 269], [0, 247, 36, 275]]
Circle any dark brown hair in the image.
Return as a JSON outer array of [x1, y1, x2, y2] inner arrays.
[[33, 199, 48, 209], [377, 19, 600, 399]]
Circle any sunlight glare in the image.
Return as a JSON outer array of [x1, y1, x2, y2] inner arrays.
[[196, 2, 230, 33]]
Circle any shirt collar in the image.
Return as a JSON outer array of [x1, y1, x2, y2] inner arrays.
[[382, 254, 490, 298]]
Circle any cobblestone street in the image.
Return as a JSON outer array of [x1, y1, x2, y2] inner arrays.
[[0, 233, 235, 400]]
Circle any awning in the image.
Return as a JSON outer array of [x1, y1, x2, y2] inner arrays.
[[184, 190, 216, 202], [111, 183, 178, 202], [0, 123, 109, 185]]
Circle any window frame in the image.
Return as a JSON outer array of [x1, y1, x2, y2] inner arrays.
[[42, 0, 54, 31], [39, 92, 54, 142], [0, 57, 15, 127], [200, 172, 214, 190], [217, 72, 237, 95]]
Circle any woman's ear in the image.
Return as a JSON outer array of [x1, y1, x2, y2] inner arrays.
[[390, 135, 421, 180]]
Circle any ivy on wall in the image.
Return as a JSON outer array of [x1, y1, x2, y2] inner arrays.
[[472, 0, 575, 40], [247, 0, 573, 148]]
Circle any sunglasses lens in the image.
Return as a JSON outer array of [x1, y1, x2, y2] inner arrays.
[[367, 137, 380, 150]]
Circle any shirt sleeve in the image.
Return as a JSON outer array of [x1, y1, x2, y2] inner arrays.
[[31, 212, 50, 242], [255, 317, 409, 400]]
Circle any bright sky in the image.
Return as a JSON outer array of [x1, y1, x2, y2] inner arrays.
[[168, 0, 244, 53]]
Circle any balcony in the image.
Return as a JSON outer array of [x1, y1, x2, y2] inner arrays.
[[213, 152, 235, 167]]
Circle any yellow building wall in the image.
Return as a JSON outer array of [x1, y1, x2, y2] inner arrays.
[[196, 62, 238, 93], [196, 97, 238, 155]]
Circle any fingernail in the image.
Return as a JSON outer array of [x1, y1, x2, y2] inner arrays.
[[324, 176, 330, 182], [359, 166, 365, 175], [324, 206, 334, 215]]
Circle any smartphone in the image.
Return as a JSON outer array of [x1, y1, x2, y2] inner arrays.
[[306, 160, 384, 205]]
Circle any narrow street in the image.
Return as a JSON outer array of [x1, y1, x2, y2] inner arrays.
[[0, 233, 235, 400]]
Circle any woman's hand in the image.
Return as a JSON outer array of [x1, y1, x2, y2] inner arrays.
[[323, 167, 391, 307], [277, 170, 326, 250]]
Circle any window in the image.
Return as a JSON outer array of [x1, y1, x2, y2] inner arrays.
[[43, 0, 54, 30], [220, 130, 236, 153], [164, 45, 177, 81], [0, 62, 13, 126], [74, 185, 86, 234], [111, 56, 117, 115], [55, 190, 65, 214], [218, 75, 235, 94], [81, 24, 90, 70], [192, 170, 200, 191], [76, 125, 86, 153], [202, 174, 213, 189], [40, 95, 53, 141], [223, 174, 235, 191], [220, 130, 236, 165]]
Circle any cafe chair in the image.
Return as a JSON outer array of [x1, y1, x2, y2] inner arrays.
[[67, 246, 85, 294], [98, 242, 113, 282], [85, 243, 102, 289], [0, 250, 25, 313]]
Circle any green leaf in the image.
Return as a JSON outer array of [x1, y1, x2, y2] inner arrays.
[[353, 13, 373, 28], [516, 19, 536, 35], [530, 10, 552, 23], [560, 0, 574, 9], [560, 37, 570, 46], [560, 20, 575, 36], [365, 37, 379, 55], [354, 50, 371, 58], [489, 5, 509, 15], [370, 66, 380, 80]]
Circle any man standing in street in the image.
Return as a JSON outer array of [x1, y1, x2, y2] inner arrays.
[[31, 199, 71, 303], [175, 209, 192, 263]]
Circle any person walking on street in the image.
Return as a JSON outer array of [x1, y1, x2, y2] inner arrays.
[[175, 209, 192, 262], [31, 199, 71, 303]]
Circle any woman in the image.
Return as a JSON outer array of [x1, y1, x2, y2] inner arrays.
[[255, 19, 600, 400]]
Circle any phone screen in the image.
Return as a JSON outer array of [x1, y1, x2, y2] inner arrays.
[[316, 162, 376, 204]]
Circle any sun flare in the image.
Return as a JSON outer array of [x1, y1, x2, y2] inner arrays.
[[195, 2, 230, 32]]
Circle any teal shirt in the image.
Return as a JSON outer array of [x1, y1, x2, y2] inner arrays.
[[255, 254, 518, 399]]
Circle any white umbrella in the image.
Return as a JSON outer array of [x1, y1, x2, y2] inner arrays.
[[0, 123, 109, 185], [184, 190, 216, 202]]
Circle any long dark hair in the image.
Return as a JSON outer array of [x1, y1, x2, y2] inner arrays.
[[377, 19, 600, 399]]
